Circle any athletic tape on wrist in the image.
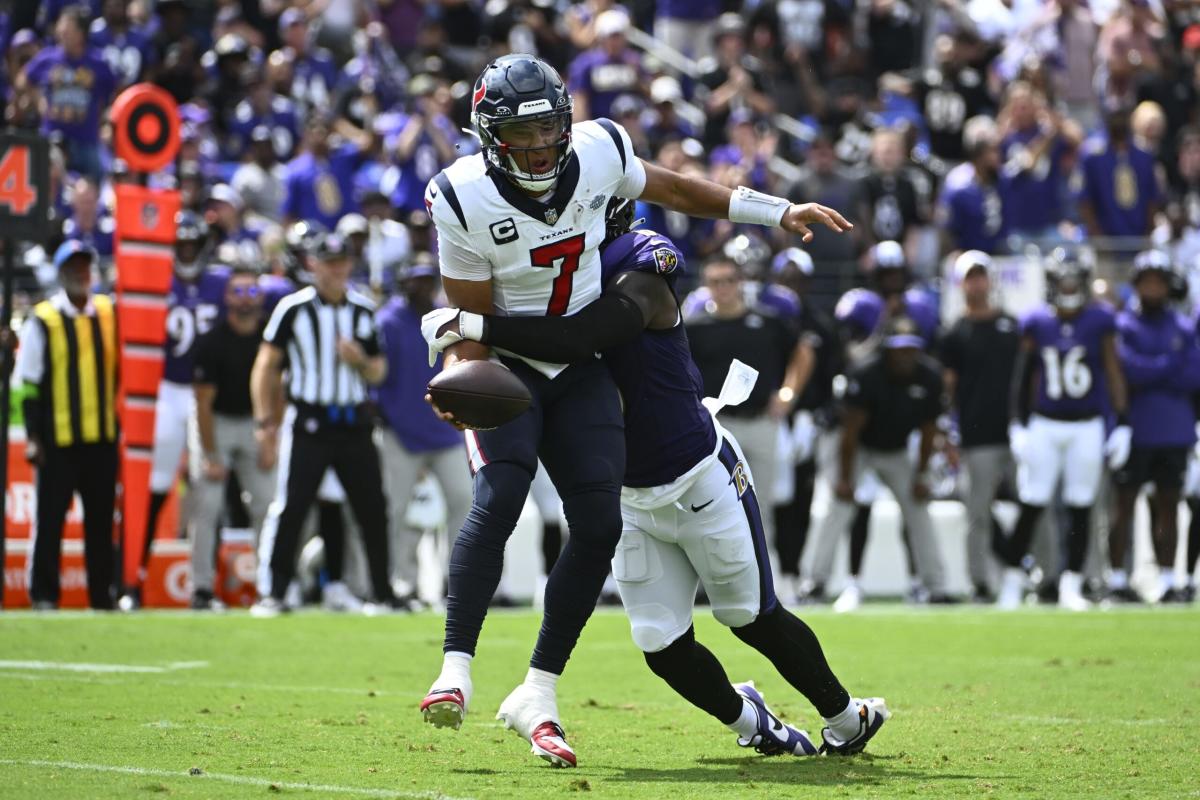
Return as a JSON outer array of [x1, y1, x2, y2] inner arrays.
[[728, 185, 790, 227]]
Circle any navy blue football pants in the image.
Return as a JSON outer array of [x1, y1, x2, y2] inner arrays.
[[444, 358, 625, 674]]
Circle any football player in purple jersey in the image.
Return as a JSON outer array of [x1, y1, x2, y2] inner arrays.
[[997, 247, 1130, 611], [426, 199, 887, 760]]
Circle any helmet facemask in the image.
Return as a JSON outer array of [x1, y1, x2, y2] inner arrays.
[[478, 110, 574, 193]]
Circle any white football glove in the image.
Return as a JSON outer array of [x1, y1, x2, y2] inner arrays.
[[792, 411, 817, 464], [1008, 421, 1028, 464], [1105, 424, 1132, 470], [420, 307, 464, 367]]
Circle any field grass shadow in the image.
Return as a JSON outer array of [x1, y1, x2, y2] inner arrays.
[[608, 753, 1003, 788]]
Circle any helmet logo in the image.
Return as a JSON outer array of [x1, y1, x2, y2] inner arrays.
[[472, 82, 487, 110]]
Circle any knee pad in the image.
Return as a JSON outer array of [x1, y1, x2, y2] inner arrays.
[[712, 605, 758, 629], [635, 616, 693, 657]]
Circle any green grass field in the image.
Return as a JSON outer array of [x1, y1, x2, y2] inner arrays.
[[1, 606, 1197, 799]]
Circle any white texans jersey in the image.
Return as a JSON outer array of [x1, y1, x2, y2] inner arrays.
[[425, 118, 646, 377]]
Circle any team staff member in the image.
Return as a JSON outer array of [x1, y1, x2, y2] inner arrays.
[[806, 317, 950, 603], [189, 265, 275, 610], [686, 257, 807, 551], [16, 241, 119, 610], [1108, 251, 1200, 603], [250, 233, 396, 616], [374, 257, 473, 607], [939, 252, 1020, 602]]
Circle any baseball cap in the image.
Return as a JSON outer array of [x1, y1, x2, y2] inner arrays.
[[279, 7, 305, 31], [313, 232, 351, 261], [871, 240, 907, 270], [207, 183, 244, 212], [11, 29, 37, 48], [336, 213, 369, 237], [650, 76, 683, 105], [594, 9, 630, 38], [954, 249, 993, 281], [54, 240, 97, 270], [771, 247, 814, 276], [882, 316, 924, 350]]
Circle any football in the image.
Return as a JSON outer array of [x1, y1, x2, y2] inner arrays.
[[427, 359, 532, 430]]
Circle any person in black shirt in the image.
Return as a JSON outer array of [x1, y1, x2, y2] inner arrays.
[[190, 265, 273, 610], [856, 128, 925, 250], [695, 14, 775, 149], [939, 252, 1021, 603], [807, 316, 950, 603], [686, 258, 805, 552]]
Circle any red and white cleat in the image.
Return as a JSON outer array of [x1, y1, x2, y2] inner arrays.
[[420, 688, 466, 730], [530, 721, 577, 768]]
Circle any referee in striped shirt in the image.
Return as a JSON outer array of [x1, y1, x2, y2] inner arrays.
[[250, 232, 395, 616]]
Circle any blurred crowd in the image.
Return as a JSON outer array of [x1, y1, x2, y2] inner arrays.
[[5, 0, 1200, 610]]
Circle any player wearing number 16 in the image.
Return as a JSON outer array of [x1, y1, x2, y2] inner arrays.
[[997, 247, 1129, 611], [419, 53, 852, 767]]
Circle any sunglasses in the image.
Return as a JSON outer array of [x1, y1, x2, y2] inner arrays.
[[229, 285, 263, 298]]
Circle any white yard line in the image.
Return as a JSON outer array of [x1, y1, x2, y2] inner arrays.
[[0, 670, 389, 695], [0, 759, 472, 800], [0, 660, 208, 673]]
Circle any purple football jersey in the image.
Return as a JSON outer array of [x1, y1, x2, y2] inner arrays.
[[834, 287, 938, 345], [1022, 302, 1116, 419], [601, 229, 716, 488], [164, 267, 230, 384], [260, 274, 297, 315]]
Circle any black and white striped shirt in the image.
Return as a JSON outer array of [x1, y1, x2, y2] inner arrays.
[[263, 286, 381, 407]]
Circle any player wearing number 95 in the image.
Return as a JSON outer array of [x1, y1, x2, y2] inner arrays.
[[997, 247, 1129, 611], [419, 53, 851, 768], [125, 211, 230, 607]]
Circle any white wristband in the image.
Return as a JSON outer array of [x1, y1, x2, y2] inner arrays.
[[460, 311, 485, 342], [728, 186, 790, 227]]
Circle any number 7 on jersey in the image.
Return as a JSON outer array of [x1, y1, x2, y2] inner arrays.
[[530, 233, 585, 316]]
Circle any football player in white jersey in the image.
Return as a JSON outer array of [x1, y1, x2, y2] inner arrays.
[[420, 54, 851, 768]]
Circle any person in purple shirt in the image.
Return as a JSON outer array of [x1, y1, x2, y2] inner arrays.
[[89, 0, 155, 88], [228, 71, 300, 161], [567, 9, 644, 122], [1077, 105, 1164, 240], [997, 83, 1080, 238], [383, 78, 460, 215], [1108, 251, 1200, 603], [997, 247, 1130, 612], [282, 117, 367, 230], [423, 199, 888, 760], [20, 7, 116, 178], [373, 257, 472, 607], [936, 116, 1006, 255], [279, 7, 337, 116], [61, 175, 114, 260]]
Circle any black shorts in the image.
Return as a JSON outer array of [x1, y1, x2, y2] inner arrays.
[[1112, 446, 1189, 490]]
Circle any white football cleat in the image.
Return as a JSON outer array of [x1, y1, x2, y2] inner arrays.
[[833, 583, 862, 614], [1058, 571, 1091, 612], [496, 682, 577, 768], [733, 682, 818, 756], [322, 581, 364, 612], [996, 567, 1025, 610], [820, 697, 890, 755]]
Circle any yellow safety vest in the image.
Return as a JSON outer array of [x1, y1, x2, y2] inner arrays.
[[33, 295, 118, 447]]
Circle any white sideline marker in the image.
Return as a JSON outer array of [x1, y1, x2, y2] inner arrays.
[[0, 759, 472, 800], [0, 660, 208, 674]]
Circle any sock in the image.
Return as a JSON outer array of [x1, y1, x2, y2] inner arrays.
[[1108, 569, 1128, 590], [643, 627, 743, 725], [727, 696, 761, 739], [1159, 568, 1176, 594], [823, 698, 861, 741], [433, 651, 473, 706], [525, 666, 560, 696], [844, 576, 860, 591]]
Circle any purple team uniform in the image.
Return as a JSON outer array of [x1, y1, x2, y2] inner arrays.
[[22, 45, 116, 147], [282, 144, 362, 229], [600, 229, 715, 488], [260, 274, 297, 315], [1115, 308, 1200, 448], [999, 129, 1069, 235], [1076, 140, 1162, 237], [567, 50, 643, 121], [937, 162, 1006, 253], [228, 95, 300, 160], [373, 297, 463, 453], [164, 268, 230, 384], [89, 17, 155, 86], [1021, 303, 1115, 420]]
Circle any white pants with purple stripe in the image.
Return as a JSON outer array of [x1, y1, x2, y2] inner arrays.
[[612, 428, 775, 653]]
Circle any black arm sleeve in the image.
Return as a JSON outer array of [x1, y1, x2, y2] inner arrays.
[[1010, 345, 1036, 424], [483, 292, 646, 363]]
